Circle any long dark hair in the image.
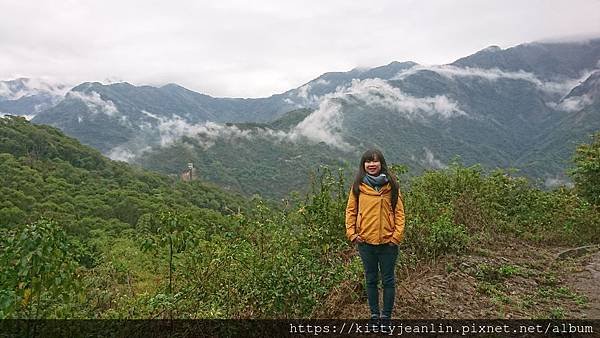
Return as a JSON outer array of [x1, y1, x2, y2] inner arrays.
[[352, 149, 400, 210]]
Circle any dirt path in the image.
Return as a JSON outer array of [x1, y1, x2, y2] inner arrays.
[[328, 239, 600, 319], [567, 249, 600, 318]]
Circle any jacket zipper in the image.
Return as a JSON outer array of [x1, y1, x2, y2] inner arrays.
[[379, 193, 383, 243]]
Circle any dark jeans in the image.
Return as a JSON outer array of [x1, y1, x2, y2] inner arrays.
[[357, 242, 398, 318]]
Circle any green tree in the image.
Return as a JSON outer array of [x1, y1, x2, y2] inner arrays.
[[0, 219, 79, 318], [570, 132, 600, 205], [139, 209, 202, 318]]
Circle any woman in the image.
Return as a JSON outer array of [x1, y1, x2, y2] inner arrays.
[[345, 149, 405, 320]]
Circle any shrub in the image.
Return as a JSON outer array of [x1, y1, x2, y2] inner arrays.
[[570, 132, 600, 206], [0, 219, 79, 318]]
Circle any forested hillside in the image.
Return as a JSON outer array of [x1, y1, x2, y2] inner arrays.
[[136, 108, 355, 199], [1, 116, 598, 321], [0, 116, 246, 234], [0, 116, 353, 318]]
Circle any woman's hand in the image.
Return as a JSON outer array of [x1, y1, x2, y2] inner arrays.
[[353, 236, 364, 244]]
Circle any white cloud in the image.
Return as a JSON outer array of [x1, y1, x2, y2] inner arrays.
[[67, 91, 118, 116], [290, 78, 465, 149], [0, 78, 70, 101], [153, 115, 289, 149], [344, 78, 465, 118], [293, 83, 322, 106], [283, 98, 302, 107], [291, 98, 350, 149], [423, 148, 447, 169], [106, 112, 297, 162], [141, 110, 161, 120], [21, 78, 70, 97], [549, 94, 594, 112], [33, 103, 47, 113], [157, 119, 238, 148], [544, 176, 574, 188], [0, 82, 10, 98], [398, 65, 545, 82], [394, 65, 594, 96], [107, 145, 138, 162], [409, 147, 447, 169], [297, 84, 311, 99]]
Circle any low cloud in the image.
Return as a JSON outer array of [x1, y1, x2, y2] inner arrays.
[[544, 176, 574, 188], [346, 78, 465, 119], [393, 65, 593, 96], [292, 83, 321, 106], [314, 79, 330, 86], [423, 148, 447, 169], [289, 78, 334, 107], [549, 94, 593, 112], [297, 84, 311, 99], [0, 83, 11, 99], [420, 147, 448, 169], [290, 78, 465, 149], [107, 112, 294, 162], [107, 145, 139, 162], [33, 103, 51, 113], [154, 115, 290, 149], [110, 78, 465, 159], [141, 110, 161, 120], [409, 147, 447, 169], [0, 112, 36, 121], [156, 118, 246, 148], [291, 98, 350, 149], [0, 78, 70, 101], [68, 91, 118, 116]]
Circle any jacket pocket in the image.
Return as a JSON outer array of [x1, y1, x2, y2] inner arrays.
[[382, 214, 394, 240]]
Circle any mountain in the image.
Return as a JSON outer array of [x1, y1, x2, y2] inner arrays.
[[28, 38, 600, 197], [517, 70, 600, 180], [280, 61, 418, 105], [0, 78, 68, 119], [563, 70, 600, 103], [30, 61, 419, 153], [28, 61, 418, 155], [135, 108, 356, 199], [451, 38, 600, 80], [31, 81, 300, 152]]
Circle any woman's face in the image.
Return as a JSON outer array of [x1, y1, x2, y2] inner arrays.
[[364, 159, 382, 176]]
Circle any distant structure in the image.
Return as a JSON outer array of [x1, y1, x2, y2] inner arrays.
[[180, 162, 197, 182]]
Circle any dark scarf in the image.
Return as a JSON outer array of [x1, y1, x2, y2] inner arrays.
[[362, 173, 389, 191]]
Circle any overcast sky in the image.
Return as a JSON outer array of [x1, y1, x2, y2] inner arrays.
[[1, 0, 600, 98]]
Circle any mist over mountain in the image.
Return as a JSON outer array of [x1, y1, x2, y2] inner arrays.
[[21, 38, 600, 197], [451, 38, 600, 80], [0, 78, 68, 119]]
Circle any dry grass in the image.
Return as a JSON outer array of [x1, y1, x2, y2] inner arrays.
[[323, 236, 597, 319]]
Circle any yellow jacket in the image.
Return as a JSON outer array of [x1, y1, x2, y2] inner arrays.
[[345, 182, 405, 245]]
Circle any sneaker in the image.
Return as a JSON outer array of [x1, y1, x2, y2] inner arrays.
[[368, 314, 380, 331], [380, 315, 391, 326]]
